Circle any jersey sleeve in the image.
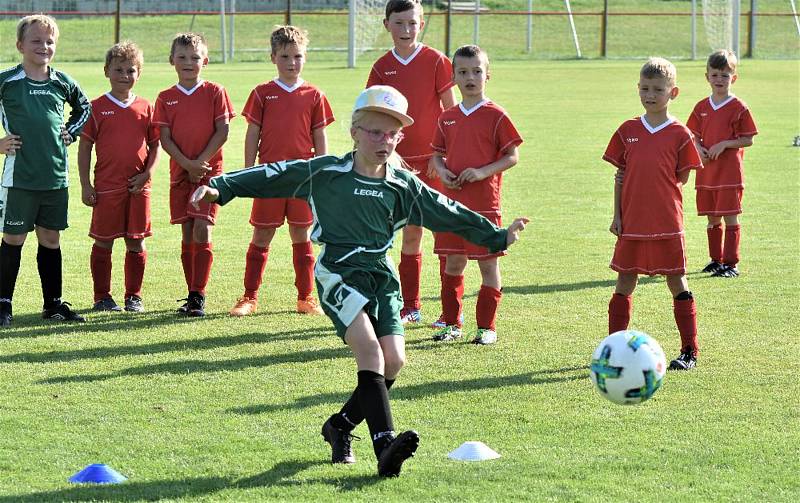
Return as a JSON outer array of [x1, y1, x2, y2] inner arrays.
[[402, 174, 508, 252], [311, 92, 335, 130], [153, 94, 171, 128], [366, 64, 383, 88], [146, 103, 160, 144], [734, 107, 758, 138], [434, 53, 455, 95], [495, 114, 523, 153], [431, 117, 446, 153], [602, 128, 627, 169], [80, 112, 98, 143], [64, 78, 91, 140], [210, 159, 315, 205], [214, 86, 236, 123], [677, 133, 703, 172], [241, 88, 263, 126], [686, 103, 703, 136]]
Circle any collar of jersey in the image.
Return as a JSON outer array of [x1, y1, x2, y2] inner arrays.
[[640, 115, 675, 134], [341, 151, 404, 185], [273, 78, 304, 93], [15, 63, 57, 83], [104, 92, 136, 108], [176, 80, 204, 95], [459, 99, 489, 116], [708, 94, 736, 111], [391, 45, 424, 66]]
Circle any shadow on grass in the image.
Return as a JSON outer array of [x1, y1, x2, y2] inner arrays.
[[1, 326, 330, 364], [229, 365, 588, 415], [0, 459, 381, 502]]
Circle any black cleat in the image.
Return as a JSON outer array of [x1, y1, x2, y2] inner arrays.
[[0, 301, 12, 327], [702, 260, 723, 274], [713, 264, 739, 278], [92, 297, 123, 312], [43, 301, 86, 322], [377, 430, 419, 477], [321, 416, 358, 464], [187, 292, 205, 317], [176, 298, 190, 314], [669, 351, 697, 371], [124, 295, 144, 313]]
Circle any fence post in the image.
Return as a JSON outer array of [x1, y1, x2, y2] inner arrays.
[[474, 0, 480, 45], [526, 0, 533, 53], [114, 0, 121, 43], [348, 0, 356, 68], [732, 0, 740, 55], [286, 0, 292, 26], [229, 0, 235, 61], [747, 0, 756, 57], [219, 0, 227, 63], [691, 0, 697, 60], [600, 0, 608, 57], [445, 0, 452, 57]]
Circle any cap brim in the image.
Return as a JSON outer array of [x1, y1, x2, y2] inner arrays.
[[357, 105, 414, 127]]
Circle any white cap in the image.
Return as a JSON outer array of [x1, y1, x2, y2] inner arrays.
[[353, 85, 414, 127]]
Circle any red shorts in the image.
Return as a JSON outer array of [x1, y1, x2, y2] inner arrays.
[[89, 187, 152, 241], [407, 158, 443, 192], [434, 213, 506, 260], [696, 188, 743, 216], [170, 179, 218, 225], [250, 198, 313, 228], [610, 236, 686, 276]]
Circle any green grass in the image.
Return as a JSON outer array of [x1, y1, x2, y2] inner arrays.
[[0, 58, 798, 501]]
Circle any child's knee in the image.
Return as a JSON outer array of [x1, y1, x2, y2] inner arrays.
[[384, 352, 406, 377], [445, 254, 468, 274]]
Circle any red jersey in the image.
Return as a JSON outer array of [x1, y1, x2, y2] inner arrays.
[[366, 45, 454, 162], [432, 100, 522, 215], [241, 79, 334, 163], [603, 117, 703, 241], [81, 93, 158, 192], [686, 95, 758, 190], [153, 80, 235, 183]]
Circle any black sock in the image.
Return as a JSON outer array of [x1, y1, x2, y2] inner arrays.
[[333, 378, 396, 431], [0, 240, 23, 303], [37, 245, 62, 309], [354, 370, 394, 457], [674, 290, 693, 301]]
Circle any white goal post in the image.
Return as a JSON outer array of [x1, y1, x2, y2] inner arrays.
[[348, 0, 387, 68]]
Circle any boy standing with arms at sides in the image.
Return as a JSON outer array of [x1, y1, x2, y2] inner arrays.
[[687, 50, 757, 278], [154, 33, 235, 317], [0, 15, 91, 327], [603, 58, 703, 370], [430, 45, 522, 345], [367, 0, 456, 325], [229, 26, 334, 317], [78, 41, 159, 313]]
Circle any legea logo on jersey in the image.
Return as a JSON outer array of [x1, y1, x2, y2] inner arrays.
[[29, 89, 53, 96], [353, 188, 384, 198], [443, 120, 456, 126], [166, 100, 178, 106], [384, 71, 397, 76], [626, 137, 639, 143]]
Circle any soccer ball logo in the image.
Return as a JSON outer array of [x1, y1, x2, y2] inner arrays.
[[589, 330, 666, 405]]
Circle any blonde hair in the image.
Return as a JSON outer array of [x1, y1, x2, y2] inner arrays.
[[640, 57, 677, 86], [707, 49, 738, 73], [105, 41, 143, 71], [17, 14, 59, 43], [270, 25, 309, 54], [170, 32, 207, 58]]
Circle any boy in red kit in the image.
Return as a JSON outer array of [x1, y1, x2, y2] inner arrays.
[[229, 26, 334, 317], [367, 0, 456, 325], [687, 50, 757, 278], [79, 41, 159, 313], [154, 33, 235, 317], [603, 58, 703, 371], [430, 45, 522, 345]]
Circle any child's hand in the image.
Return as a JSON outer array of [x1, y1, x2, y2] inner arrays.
[[614, 169, 625, 185], [128, 172, 151, 194], [0, 134, 21, 155], [456, 167, 488, 185], [697, 145, 710, 163], [60, 126, 75, 146], [609, 216, 622, 236], [505, 217, 529, 247], [190, 185, 219, 210], [81, 185, 97, 207], [707, 141, 728, 160], [437, 167, 460, 190], [184, 159, 211, 182]]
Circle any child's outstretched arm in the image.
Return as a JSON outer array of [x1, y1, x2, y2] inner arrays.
[[609, 168, 623, 236], [0, 134, 21, 155], [506, 217, 529, 247], [455, 145, 519, 185], [190, 185, 219, 209], [706, 135, 754, 160]]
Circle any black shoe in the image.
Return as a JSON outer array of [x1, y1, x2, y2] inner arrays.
[[187, 292, 205, 317], [321, 416, 358, 464], [702, 260, 723, 274], [125, 295, 144, 313], [92, 297, 123, 312], [377, 430, 419, 477], [0, 301, 12, 328], [176, 298, 190, 314], [713, 264, 739, 278], [43, 301, 86, 322], [668, 351, 697, 370]]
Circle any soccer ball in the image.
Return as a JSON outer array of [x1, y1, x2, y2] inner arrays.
[[589, 330, 666, 405]]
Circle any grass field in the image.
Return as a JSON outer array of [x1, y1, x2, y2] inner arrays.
[[0, 57, 798, 501]]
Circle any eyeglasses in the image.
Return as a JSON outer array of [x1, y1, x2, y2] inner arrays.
[[356, 126, 404, 143]]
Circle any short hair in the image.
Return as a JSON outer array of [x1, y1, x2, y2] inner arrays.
[[170, 33, 207, 58], [17, 14, 59, 43], [270, 25, 309, 54], [640, 57, 677, 86], [452, 44, 490, 70], [385, 0, 422, 20], [707, 49, 738, 73], [105, 41, 144, 71]]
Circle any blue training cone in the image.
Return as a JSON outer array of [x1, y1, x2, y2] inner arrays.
[[69, 463, 127, 484]]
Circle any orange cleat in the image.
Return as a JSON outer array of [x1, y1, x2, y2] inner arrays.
[[229, 296, 258, 317], [297, 296, 324, 315]]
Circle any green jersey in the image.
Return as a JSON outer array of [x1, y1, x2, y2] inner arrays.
[[210, 152, 509, 264], [0, 64, 90, 190]]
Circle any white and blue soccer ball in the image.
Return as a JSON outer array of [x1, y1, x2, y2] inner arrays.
[[589, 330, 666, 405]]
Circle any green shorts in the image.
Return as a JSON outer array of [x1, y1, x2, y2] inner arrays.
[[0, 187, 69, 235], [315, 247, 404, 342]]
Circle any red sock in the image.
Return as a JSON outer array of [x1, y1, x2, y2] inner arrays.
[[440, 273, 464, 326], [243, 243, 269, 299], [476, 285, 502, 330], [191, 242, 213, 295], [292, 241, 316, 300], [608, 293, 632, 334], [90, 245, 113, 302], [399, 252, 422, 310], [723, 224, 741, 266], [181, 241, 194, 291], [707, 224, 723, 263], [674, 297, 699, 356], [124, 250, 146, 298]]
